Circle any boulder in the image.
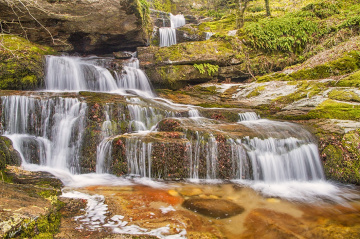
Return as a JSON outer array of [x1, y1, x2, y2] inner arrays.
[[182, 198, 244, 218], [0, 0, 148, 54]]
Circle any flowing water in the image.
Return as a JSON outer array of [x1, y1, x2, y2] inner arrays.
[[159, 14, 186, 47], [2, 55, 360, 238]]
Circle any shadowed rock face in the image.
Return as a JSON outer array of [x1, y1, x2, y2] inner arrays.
[[0, 0, 147, 53]]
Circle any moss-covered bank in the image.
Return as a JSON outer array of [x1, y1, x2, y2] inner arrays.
[[0, 34, 56, 90]]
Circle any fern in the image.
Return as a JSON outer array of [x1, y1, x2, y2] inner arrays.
[[194, 63, 219, 76]]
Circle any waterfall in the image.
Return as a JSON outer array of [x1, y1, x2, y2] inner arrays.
[[238, 112, 260, 121], [244, 136, 324, 182], [115, 58, 155, 97], [45, 56, 118, 91], [125, 137, 152, 178], [205, 32, 214, 40], [45, 55, 155, 98], [170, 14, 186, 28], [2, 95, 87, 173], [159, 14, 186, 47], [159, 28, 177, 47]]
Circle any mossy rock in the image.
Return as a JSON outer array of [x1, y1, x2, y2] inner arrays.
[[0, 34, 56, 90], [0, 136, 21, 170], [322, 144, 360, 185], [336, 70, 360, 88], [328, 89, 360, 102], [308, 99, 360, 121]]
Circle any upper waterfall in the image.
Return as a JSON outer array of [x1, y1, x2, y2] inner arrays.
[[159, 14, 186, 47], [45, 55, 155, 98]]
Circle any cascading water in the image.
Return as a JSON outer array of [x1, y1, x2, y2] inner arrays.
[[170, 13, 186, 28], [159, 13, 186, 47], [115, 58, 155, 97], [2, 95, 87, 173], [1, 51, 352, 207], [205, 32, 214, 40], [45, 55, 154, 98]]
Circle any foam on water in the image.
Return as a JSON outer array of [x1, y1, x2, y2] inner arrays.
[[61, 190, 186, 238], [233, 180, 360, 204]]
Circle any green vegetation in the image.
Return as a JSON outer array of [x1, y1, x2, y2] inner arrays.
[[243, 16, 321, 53], [193, 63, 219, 76], [0, 34, 56, 90], [328, 89, 360, 102], [308, 99, 360, 120], [336, 70, 360, 88], [246, 85, 266, 98]]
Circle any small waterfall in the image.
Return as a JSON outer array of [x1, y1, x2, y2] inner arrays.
[[125, 137, 152, 177], [238, 112, 260, 121], [228, 138, 250, 180], [244, 136, 324, 182], [170, 14, 186, 28], [45, 56, 118, 91], [205, 32, 214, 40], [159, 28, 177, 47], [127, 98, 165, 132], [188, 132, 201, 179], [206, 135, 218, 179], [45, 55, 155, 97], [159, 14, 185, 47], [116, 58, 155, 97], [188, 109, 201, 118], [96, 105, 116, 174], [2, 95, 87, 173], [96, 139, 113, 174]]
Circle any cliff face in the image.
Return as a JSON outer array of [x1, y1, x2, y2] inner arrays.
[[0, 0, 148, 54]]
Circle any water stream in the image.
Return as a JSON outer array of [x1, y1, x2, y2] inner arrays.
[[159, 14, 186, 47], [2, 54, 360, 238]]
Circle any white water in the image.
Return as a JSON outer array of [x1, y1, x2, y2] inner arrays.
[[2, 96, 87, 173], [159, 14, 186, 47], [170, 14, 186, 29], [238, 112, 260, 121], [1, 53, 358, 208], [159, 28, 177, 47], [45, 55, 154, 98], [205, 32, 214, 40]]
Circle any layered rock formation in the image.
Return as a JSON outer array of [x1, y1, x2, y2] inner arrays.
[[0, 0, 148, 53]]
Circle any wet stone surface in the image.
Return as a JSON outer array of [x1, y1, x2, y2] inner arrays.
[[182, 198, 245, 219]]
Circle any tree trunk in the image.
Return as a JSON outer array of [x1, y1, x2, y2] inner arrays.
[[236, 0, 249, 28], [265, 0, 271, 16]]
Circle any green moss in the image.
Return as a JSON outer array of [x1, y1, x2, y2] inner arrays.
[[342, 131, 360, 159], [246, 85, 266, 98], [322, 144, 360, 184], [308, 99, 360, 120], [336, 70, 360, 87], [328, 89, 360, 102], [0, 169, 13, 183], [0, 34, 56, 90], [196, 103, 236, 108], [302, 2, 340, 19], [273, 81, 327, 105], [153, 40, 234, 65], [258, 51, 360, 82]]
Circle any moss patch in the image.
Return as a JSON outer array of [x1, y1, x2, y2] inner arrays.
[[308, 99, 360, 120], [0, 34, 56, 90], [328, 89, 360, 102], [336, 70, 360, 88]]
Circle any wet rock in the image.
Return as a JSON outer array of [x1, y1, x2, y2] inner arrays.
[[182, 198, 244, 218], [0, 0, 148, 53], [0, 167, 63, 238], [113, 51, 133, 59], [177, 188, 203, 197], [0, 136, 21, 170]]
